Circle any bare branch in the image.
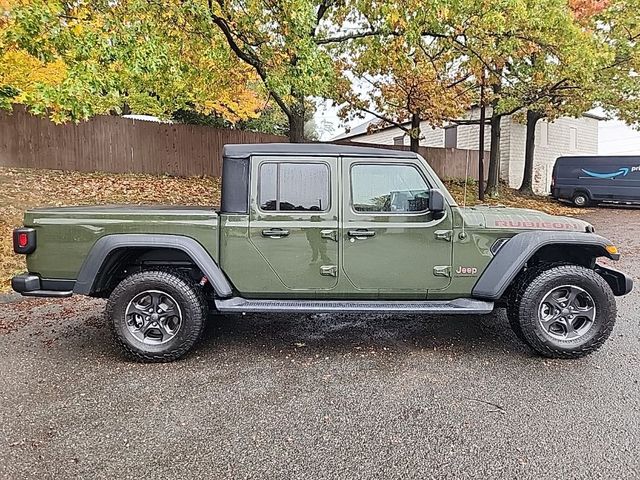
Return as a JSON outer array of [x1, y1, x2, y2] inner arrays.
[[357, 107, 412, 133], [206, 3, 292, 117], [316, 29, 393, 45]]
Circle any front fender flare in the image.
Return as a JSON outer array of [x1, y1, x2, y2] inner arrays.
[[472, 231, 619, 300], [73, 234, 233, 297]]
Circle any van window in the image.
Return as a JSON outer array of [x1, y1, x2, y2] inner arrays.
[[259, 162, 330, 212], [351, 164, 430, 213]]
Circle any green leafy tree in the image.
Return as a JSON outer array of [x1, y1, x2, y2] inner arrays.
[[1, 1, 264, 124], [405, 0, 606, 197], [443, 0, 591, 197], [590, 0, 640, 127], [505, 0, 640, 194], [496, 6, 611, 194], [201, 0, 388, 142]]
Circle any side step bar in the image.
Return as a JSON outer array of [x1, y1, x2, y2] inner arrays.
[[215, 297, 494, 315]]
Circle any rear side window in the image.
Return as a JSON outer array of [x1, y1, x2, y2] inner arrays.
[[351, 164, 430, 213], [259, 162, 330, 212]]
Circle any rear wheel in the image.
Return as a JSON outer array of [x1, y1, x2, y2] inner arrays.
[[572, 192, 590, 207], [107, 270, 207, 362], [515, 265, 616, 358]]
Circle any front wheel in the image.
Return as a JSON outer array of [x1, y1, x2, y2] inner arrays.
[[572, 192, 590, 207], [515, 265, 616, 359], [107, 270, 207, 362]]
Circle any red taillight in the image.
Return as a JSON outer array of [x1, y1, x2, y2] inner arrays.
[[18, 232, 28, 248], [13, 228, 36, 254]]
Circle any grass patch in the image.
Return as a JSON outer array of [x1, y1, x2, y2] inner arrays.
[[0, 168, 584, 293]]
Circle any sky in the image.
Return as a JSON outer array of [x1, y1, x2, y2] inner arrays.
[[598, 119, 640, 155]]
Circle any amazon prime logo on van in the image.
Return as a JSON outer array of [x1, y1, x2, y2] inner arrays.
[[581, 165, 640, 179]]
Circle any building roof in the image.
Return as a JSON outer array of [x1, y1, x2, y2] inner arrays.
[[333, 110, 605, 140], [582, 111, 607, 121], [332, 118, 392, 140], [223, 143, 417, 159]]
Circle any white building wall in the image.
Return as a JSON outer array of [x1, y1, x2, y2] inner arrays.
[[502, 116, 599, 193], [422, 124, 445, 147], [451, 106, 598, 193], [347, 121, 445, 147], [339, 110, 598, 193], [454, 106, 493, 151], [353, 127, 404, 145]]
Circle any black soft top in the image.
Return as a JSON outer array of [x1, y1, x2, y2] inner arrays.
[[223, 143, 418, 159], [221, 143, 419, 214]]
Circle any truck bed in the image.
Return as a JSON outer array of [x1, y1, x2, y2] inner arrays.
[[24, 205, 219, 280]]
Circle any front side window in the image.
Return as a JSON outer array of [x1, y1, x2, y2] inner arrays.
[[259, 162, 330, 212], [351, 164, 430, 213]]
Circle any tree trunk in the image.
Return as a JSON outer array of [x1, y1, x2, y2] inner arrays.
[[478, 90, 486, 202], [409, 113, 421, 152], [288, 112, 305, 143], [519, 110, 542, 195], [287, 95, 306, 143], [484, 113, 502, 198]]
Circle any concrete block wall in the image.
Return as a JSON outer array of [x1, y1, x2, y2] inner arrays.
[[336, 108, 599, 193], [348, 122, 445, 147], [503, 116, 599, 193]]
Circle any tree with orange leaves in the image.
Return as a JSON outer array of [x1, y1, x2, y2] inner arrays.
[[337, 33, 471, 152]]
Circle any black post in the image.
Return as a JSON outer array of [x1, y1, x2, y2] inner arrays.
[[478, 82, 486, 202]]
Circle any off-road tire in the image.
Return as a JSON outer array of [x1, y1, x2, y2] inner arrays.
[[506, 262, 570, 345], [572, 192, 590, 207], [516, 265, 616, 359], [107, 270, 207, 362]]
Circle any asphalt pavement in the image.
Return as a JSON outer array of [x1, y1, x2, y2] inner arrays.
[[1, 207, 639, 479]]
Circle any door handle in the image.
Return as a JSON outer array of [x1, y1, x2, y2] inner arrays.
[[262, 228, 289, 238], [320, 229, 338, 242], [348, 229, 376, 238]]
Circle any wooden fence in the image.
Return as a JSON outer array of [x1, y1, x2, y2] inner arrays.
[[0, 106, 488, 179], [0, 106, 286, 177]]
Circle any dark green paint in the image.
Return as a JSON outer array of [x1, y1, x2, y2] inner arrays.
[[20, 152, 597, 300]]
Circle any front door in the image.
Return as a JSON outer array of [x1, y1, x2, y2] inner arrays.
[[341, 158, 453, 297], [248, 156, 339, 291]]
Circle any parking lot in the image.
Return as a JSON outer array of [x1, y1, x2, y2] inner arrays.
[[1, 207, 639, 479]]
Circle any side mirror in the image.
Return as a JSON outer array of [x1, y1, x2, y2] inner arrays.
[[428, 188, 446, 213]]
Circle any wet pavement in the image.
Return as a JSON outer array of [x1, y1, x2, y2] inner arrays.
[[1, 207, 639, 479]]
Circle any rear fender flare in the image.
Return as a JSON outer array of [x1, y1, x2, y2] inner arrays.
[[472, 231, 619, 300], [74, 234, 233, 297]]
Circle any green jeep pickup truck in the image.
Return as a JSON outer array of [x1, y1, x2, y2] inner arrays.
[[12, 144, 633, 362]]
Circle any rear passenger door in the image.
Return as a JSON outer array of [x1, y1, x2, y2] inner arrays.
[[248, 156, 339, 291]]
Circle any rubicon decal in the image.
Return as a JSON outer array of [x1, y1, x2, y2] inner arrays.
[[494, 220, 583, 230]]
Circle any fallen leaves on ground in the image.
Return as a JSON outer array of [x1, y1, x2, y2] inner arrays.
[[0, 167, 583, 293], [445, 179, 588, 216]]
